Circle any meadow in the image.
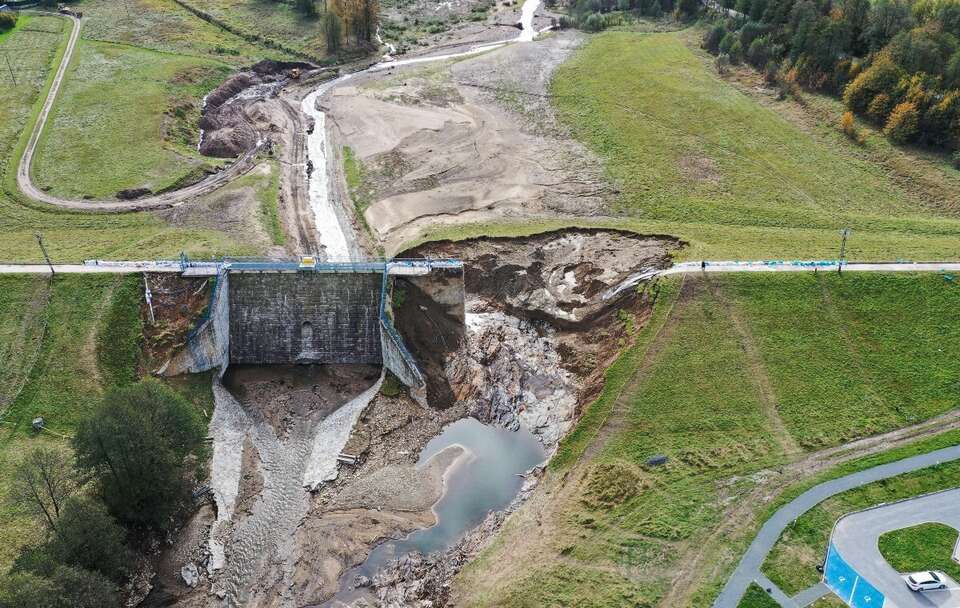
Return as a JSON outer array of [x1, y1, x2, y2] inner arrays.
[[457, 272, 960, 607], [545, 29, 960, 261]]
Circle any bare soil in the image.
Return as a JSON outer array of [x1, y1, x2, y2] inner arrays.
[[325, 31, 617, 255], [141, 273, 214, 373]]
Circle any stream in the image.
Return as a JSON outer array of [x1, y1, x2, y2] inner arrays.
[[299, 0, 544, 260], [328, 418, 546, 606]]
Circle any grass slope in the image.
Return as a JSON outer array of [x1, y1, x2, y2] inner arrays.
[[0, 14, 257, 262], [723, 273, 960, 448], [549, 30, 960, 260], [879, 523, 960, 580], [456, 273, 960, 607], [32, 39, 229, 199]]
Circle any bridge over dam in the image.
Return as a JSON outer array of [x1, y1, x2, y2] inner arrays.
[[147, 257, 466, 395]]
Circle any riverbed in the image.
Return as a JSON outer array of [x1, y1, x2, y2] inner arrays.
[[329, 417, 545, 605]]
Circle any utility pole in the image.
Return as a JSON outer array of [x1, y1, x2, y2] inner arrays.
[[838, 228, 851, 274], [3, 54, 16, 86], [34, 233, 54, 277]]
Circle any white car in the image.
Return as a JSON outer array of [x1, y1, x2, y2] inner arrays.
[[904, 571, 948, 592]]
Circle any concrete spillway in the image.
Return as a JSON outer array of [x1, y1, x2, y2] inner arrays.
[[165, 260, 465, 394]]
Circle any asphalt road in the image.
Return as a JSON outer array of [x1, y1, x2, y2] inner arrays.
[[832, 489, 960, 608], [3, 260, 960, 275], [713, 445, 960, 608], [16, 13, 261, 212]]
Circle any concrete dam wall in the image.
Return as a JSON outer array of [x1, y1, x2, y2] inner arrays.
[[229, 273, 382, 365], [167, 262, 464, 390]]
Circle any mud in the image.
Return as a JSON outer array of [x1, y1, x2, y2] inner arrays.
[[324, 31, 615, 254], [141, 273, 214, 373], [397, 229, 680, 449], [199, 60, 315, 158], [406, 228, 683, 325]]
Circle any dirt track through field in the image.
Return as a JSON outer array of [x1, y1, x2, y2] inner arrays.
[[704, 275, 801, 457], [16, 12, 262, 212]]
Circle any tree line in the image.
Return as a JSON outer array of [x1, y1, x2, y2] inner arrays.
[[262, 0, 379, 55], [552, 0, 701, 31], [0, 381, 206, 607], [703, 0, 960, 157]]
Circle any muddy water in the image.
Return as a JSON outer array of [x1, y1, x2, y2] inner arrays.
[[301, 0, 544, 259], [330, 418, 545, 604]]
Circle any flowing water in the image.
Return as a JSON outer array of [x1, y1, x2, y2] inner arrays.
[[329, 418, 546, 605], [300, 0, 544, 258]]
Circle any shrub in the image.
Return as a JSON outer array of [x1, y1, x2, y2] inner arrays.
[[884, 101, 920, 143], [840, 110, 859, 139], [867, 92, 894, 122], [0, 12, 16, 32], [704, 24, 727, 54], [719, 31, 737, 55], [48, 567, 118, 608], [49, 497, 128, 581], [73, 380, 205, 532], [953, 151, 960, 169], [843, 54, 905, 114], [747, 36, 771, 68], [729, 39, 744, 62]]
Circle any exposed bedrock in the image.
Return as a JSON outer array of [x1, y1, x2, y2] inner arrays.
[[399, 228, 683, 447]]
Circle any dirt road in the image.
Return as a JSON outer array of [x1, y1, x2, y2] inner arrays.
[[16, 13, 263, 212]]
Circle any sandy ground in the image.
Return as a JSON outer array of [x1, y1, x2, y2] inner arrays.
[[325, 30, 616, 255]]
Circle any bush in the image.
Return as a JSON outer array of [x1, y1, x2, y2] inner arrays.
[[0, 12, 16, 32], [0, 567, 117, 608], [840, 111, 858, 139], [48, 567, 118, 608], [747, 36, 771, 68], [719, 31, 737, 55], [953, 151, 960, 169], [843, 55, 905, 114], [867, 92, 894, 122], [884, 101, 920, 143], [704, 24, 727, 54], [73, 380, 205, 532], [49, 497, 128, 581]]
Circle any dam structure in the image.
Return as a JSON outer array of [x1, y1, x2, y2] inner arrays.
[[166, 257, 466, 393]]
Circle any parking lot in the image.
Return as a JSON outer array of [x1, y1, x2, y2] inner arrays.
[[829, 489, 960, 608]]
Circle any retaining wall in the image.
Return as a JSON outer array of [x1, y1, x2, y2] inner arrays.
[[165, 271, 231, 375]]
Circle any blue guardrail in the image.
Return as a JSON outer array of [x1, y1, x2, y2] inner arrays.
[[825, 543, 886, 608]]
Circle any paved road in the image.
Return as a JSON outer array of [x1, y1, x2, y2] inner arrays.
[[16, 13, 262, 212], [3, 259, 960, 276], [713, 444, 960, 608], [832, 489, 960, 608], [662, 261, 960, 275]]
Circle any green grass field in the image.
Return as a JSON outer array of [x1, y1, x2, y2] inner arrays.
[[738, 584, 779, 608], [173, 0, 328, 59], [548, 30, 960, 260], [457, 273, 960, 607], [32, 39, 230, 199], [77, 0, 294, 65], [879, 523, 960, 579], [0, 13, 264, 263]]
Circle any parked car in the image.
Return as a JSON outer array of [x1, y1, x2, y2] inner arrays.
[[904, 571, 948, 592]]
